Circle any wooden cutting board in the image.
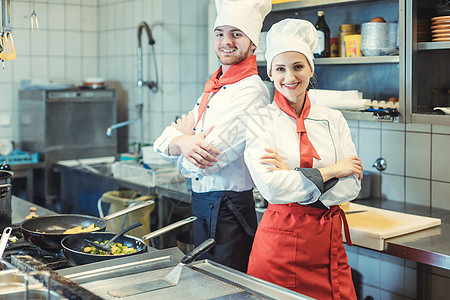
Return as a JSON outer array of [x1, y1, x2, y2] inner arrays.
[[342, 203, 441, 251]]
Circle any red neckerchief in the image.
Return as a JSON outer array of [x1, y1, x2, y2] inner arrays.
[[195, 55, 258, 127], [273, 90, 321, 168]]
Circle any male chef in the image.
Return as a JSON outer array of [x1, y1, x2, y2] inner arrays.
[[154, 0, 271, 272]]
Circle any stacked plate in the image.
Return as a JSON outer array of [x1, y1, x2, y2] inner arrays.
[[431, 15, 450, 42]]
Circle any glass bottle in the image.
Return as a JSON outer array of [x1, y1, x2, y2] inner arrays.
[[314, 11, 330, 58]]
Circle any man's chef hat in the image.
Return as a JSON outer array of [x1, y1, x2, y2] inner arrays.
[[265, 18, 318, 75], [214, 0, 272, 47]]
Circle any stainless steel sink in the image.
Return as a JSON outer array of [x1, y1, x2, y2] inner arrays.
[[0, 269, 67, 299], [0, 288, 67, 299]]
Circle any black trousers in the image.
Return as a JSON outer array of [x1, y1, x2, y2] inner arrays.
[[191, 190, 257, 273]]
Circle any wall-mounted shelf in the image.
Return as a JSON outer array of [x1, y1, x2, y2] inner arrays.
[[417, 41, 450, 51], [341, 111, 400, 122], [257, 56, 399, 66], [272, 0, 372, 11]]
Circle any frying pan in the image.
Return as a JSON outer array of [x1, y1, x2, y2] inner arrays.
[[61, 216, 197, 265], [20, 200, 154, 250]]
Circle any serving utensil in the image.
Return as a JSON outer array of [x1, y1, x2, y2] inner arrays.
[[1, 0, 15, 61], [0, 227, 12, 258], [84, 222, 142, 252], [30, 0, 39, 31], [107, 238, 216, 297]]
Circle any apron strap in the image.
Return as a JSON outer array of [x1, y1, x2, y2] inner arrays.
[[224, 197, 255, 237], [320, 205, 353, 300], [209, 196, 223, 240]]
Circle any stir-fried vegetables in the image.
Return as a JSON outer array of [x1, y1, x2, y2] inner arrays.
[[63, 223, 100, 234], [83, 240, 138, 256]]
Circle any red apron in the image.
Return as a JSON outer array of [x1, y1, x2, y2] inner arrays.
[[247, 203, 356, 300]]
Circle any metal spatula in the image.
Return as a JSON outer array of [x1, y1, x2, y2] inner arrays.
[[0, 227, 12, 258], [107, 238, 216, 298]]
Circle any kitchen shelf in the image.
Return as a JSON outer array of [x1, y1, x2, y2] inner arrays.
[[272, 0, 372, 11], [314, 56, 400, 65], [341, 111, 400, 122], [257, 56, 399, 66], [417, 41, 450, 51], [411, 113, 450, 126]]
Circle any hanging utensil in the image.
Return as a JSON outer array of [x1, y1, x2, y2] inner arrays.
[[30, 0, 38, 31], [0, 227, 12, 258], [0, 0, 6, 67], [2, 0, 15, 61], [83, 222, 143, 252], [107, 238, 216, 297]]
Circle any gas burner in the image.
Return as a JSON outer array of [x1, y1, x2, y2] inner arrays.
[[3, 226, 73, 270]]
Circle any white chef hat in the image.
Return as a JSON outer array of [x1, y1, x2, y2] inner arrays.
[[214, 0, 272, 47], [265, 18, 318, 76]]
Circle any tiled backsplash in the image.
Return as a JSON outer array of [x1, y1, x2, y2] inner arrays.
[[349, 121, 450, 211]]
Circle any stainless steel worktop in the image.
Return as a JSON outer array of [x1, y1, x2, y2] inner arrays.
[[13, 169, 450, 271], [154, 184, 450, 270]]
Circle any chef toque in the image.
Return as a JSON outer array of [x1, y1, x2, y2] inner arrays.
[[214, 0, 272, 47], [265, 18, 318, 76]]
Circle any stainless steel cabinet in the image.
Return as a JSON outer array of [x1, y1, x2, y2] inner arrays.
[[405, 0, 450, 125]]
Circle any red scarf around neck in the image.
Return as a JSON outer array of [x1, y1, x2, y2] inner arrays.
[[273, 90, 321, 168], [195, 55, 258, 127]]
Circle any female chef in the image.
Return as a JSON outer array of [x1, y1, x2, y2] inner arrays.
[[244, 18, 363, 300]]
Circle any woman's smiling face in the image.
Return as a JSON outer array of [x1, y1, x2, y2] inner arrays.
[[270, 51, 313, 105]]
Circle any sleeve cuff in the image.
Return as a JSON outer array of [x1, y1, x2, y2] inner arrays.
[[295, 168, 325, 193]]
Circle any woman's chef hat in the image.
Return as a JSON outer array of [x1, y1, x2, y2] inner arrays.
[[265, 18, 318, 75], [214, 0, 272, 47]]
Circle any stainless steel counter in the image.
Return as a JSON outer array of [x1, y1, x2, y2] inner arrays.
[[25, 161, 450, 271], [155, 184, 450, 271]]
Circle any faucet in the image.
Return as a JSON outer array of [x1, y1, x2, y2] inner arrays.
[[106, 21, 159, 152]]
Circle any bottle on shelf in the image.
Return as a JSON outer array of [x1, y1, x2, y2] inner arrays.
[[314, 11, 330, 58]]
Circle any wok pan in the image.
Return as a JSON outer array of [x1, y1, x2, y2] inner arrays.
[[20, 200, 155, 250], [61, 216, 197, 265]]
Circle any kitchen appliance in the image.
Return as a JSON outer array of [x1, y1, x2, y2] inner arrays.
[[19, 88, 117, 210], [0, 169, 13, 232]]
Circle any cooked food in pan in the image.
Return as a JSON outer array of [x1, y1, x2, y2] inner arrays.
[[83, 241, 138, 256], [63, 223, 101, 234]]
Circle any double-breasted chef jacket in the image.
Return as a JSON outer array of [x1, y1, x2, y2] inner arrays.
[[244, 100, 361, 208], [154, 73, 269, 272], [244, 99, 360, 299]]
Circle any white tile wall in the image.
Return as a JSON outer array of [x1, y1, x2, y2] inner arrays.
[[381, 129, 405, 176], [405, 132, 431, 179], [405, 177, 430, 206], [432, 134, 450, 182]]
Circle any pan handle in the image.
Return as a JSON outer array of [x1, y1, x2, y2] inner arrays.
[[181, 238, 216, 265], [103, 200, 155, 221], [141, 216, 197, 241]]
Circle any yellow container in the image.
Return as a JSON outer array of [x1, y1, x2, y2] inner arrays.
[[344, 34, 362, 57], [101, 190, 156, 244], [272, 0, 298, 4]]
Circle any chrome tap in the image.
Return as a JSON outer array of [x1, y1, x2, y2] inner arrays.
[[106, 21, 158, 150]]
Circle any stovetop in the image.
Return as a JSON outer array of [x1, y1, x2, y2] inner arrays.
[[3, 226, 73, 270]]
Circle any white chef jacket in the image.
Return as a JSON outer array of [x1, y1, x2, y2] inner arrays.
[[154, 75, 269, 193], [244, 101, 361, 208]]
